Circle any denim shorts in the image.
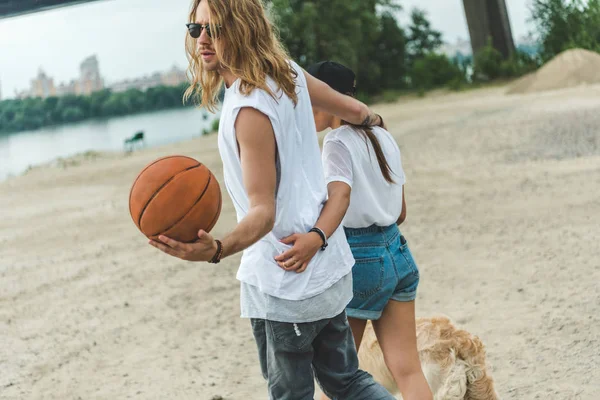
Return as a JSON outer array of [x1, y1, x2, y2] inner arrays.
[[344, 224, 420, 320]]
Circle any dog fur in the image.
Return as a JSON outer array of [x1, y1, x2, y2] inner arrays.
[[357, 317, 500, 400]]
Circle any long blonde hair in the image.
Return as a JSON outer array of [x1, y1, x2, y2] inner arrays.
[[184, 0, 298, 112]]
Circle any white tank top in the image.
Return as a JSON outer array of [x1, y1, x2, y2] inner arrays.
[[322, 125, 406, 229], [217, 61, 355, 301]]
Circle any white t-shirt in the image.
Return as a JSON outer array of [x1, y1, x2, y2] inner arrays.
[[217, 60, 355, 301], [322, 125, 406, 229]]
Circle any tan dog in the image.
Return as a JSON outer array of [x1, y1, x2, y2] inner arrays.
[[357, 317, 499, 400]]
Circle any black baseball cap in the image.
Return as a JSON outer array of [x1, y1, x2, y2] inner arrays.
[[307, 61, 356, 96]]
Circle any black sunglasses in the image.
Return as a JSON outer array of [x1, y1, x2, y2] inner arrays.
[[186, 23, 221, 39]]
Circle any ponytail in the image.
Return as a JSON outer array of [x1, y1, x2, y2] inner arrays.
[[351, 125, 395, 184]]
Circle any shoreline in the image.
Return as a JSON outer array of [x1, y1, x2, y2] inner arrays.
[[0, 107, 221, 181]]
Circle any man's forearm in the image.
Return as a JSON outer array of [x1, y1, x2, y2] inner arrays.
[[220, 205, 275, 259], [357, 105, 382, 127], [304, 70, 382, 127], [346, 100, 382, 127]]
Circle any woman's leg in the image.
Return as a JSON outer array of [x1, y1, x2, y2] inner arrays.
[[348, 317, 368, 350], [319, 317, 367, 400], [372, 300, 433, 400]]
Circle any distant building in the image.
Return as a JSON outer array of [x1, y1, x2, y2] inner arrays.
[[30, 68, 57, 98], [161, 65, 188, 86], [78, 55, 104, 95], [109, 72, 163, 93], [56, 80, 80, 97], [16, 59, 186, 99], [14, 89, 28, 99], [109, 66, 187, 93]]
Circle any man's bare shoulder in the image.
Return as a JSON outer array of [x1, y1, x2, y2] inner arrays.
[[234, 107, 275, 142]]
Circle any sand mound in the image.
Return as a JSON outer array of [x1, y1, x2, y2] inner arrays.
[[507, 48, 600, 94]]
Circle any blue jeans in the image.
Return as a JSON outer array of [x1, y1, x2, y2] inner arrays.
[[344, 224, 420, 320], [251, 311, 395, 400]]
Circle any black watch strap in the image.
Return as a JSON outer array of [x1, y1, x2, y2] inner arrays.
[[309, 227, 328, 251]]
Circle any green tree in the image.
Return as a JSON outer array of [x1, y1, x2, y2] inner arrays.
[[101, 95, 127, 116], [474, 38, 541, 81], [530, 0, 600, 61], [268, 0, 364, 77], [267, 0, 404, 95], [406, 8, 443, 66], [499, 51, 541, 78], [57, 95, 90, 119], [0, 82, 193, 134], [61, 106, 85, 123], [123, 89, 147, 113], [411, 53, 464, 90], [372, 12, 407, 91], [473, 38, 504, 80], [89, 89, 111, 117], [43, 96, 61, 124]]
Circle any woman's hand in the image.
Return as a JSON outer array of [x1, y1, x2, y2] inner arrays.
[[273, 232, 323, 273]]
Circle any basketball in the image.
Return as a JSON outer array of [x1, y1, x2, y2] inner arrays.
[[129, 155, 222, 243]]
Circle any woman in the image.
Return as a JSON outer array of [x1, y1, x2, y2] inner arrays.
[[274, 61, 433, 400]]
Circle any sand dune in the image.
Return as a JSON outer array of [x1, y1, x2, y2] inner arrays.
[[507, 48, 600, 94]]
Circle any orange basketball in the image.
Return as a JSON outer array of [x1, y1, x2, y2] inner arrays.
[[129, 155, 222, 243]]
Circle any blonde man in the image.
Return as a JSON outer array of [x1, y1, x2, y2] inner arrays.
[[150, 0, 394, 399]]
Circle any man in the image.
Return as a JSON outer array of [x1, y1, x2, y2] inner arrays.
[[150, 1, 394, 399]]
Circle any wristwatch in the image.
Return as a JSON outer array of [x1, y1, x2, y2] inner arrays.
[[309, 227, 328, 251]]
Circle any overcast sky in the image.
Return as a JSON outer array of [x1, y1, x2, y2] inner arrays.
[[0, 0, 533, 99]]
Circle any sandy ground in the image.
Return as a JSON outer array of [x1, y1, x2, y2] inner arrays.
[[1, 84, 599, 400]]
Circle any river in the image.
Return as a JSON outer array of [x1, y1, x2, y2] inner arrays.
[[0, 107, 219, 181]]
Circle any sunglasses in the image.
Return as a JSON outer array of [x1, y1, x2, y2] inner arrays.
[[186, 23, 221, 39]]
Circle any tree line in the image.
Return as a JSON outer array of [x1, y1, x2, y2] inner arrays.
[[530, 0, 600, 61], [0, 84, 192, 134], [267, 0, 543, 98], [269, 0, 600, 96]]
